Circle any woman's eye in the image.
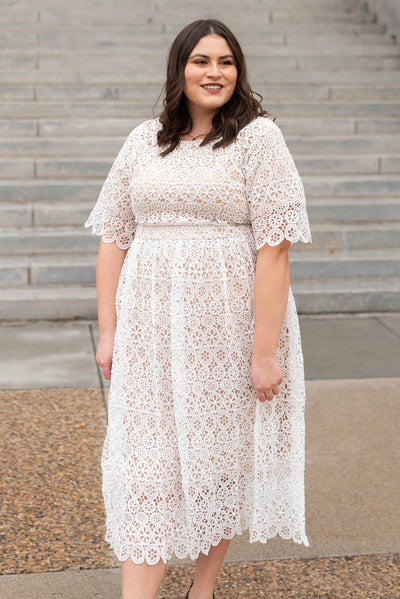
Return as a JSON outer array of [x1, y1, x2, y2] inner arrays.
[[194, 60, 233, 65]]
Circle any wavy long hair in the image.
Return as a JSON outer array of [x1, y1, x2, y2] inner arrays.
[[153, 19, 275, 157]]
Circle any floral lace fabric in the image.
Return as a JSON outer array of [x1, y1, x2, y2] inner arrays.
[[85, 116, 312, 564]]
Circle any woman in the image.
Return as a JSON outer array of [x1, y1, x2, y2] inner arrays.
[[85, 18, 312, 599]]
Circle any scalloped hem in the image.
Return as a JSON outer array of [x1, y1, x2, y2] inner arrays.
[[254, 232, 312, 251], [108, 525, 310, 565], [83, 221, 134, 250]]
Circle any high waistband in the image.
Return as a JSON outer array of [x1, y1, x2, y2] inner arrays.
[[135, 222, 253, 240]]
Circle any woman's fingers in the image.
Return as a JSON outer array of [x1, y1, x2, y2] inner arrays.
[[102, 362, 112, 380], [257, 390, 266, 402], [96, 354, 112, 380], [251, 354, 283, 403], [98, 358, 112, 380], [258, 385, 280, 403]]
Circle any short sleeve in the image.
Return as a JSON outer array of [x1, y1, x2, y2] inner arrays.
[[84, 128, 138, 249], [243, 118, 312, 250]]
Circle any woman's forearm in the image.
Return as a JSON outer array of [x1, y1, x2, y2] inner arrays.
[[96, 239, 128, 339], [252, 241, 291, 359]]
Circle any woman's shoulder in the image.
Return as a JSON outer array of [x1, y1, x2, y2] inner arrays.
[[237, 115, 282, 143], [236, 116, 288, 159], [125, 117, 161, 143]]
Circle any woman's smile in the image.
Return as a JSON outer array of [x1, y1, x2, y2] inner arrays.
[[201, 84, 224, 93]]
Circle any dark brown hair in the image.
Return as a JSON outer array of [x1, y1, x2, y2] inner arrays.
[[153, 19, 275, 157]]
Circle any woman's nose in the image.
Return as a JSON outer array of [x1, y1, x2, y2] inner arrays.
[[206, 62, 222, 77]]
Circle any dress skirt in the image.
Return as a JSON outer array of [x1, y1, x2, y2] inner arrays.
[[102, 221, 309, 565]]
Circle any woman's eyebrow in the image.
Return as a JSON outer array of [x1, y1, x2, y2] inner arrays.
[[190, 53, 235, 59]]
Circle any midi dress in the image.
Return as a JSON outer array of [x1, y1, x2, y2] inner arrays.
[[84, 115, 312, 565]]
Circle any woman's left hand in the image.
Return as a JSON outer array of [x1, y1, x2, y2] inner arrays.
[[251, 353, 283, 402]]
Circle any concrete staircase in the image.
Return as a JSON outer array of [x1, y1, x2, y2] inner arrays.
[[1, 0, 400, 319]]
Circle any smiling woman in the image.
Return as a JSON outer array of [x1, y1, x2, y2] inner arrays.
[[85, 17, 311, 599]]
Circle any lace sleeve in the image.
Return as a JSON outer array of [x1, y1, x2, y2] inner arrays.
[[84, 128, 138, 249], [244, 118, 312, 250]]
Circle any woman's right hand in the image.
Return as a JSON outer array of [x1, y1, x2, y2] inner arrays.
[[96, 335, 115, 380]]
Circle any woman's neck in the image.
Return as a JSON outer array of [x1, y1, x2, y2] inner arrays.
[[185, 105, 217, 137]]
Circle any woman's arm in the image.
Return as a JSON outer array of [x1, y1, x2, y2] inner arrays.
[[95, 239, 128, 379], [251, 238, 291, 402]]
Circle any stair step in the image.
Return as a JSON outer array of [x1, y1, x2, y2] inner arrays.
[[2, 175, 400, 202], [2, 154, 399, 178], [0, 200, 93, 227], [0, 202, 32, 226], [307, 198, 400, 222], [290, 248, 400, 279], [0, 223, 399, 258], [11, 31, 393, 48], [290, 223, 400, 251], [2, 101, 399, 120], [30, 254, 97, 285], [285, 32, 396, 45], [8, 13, 385, 32], [0, 70, 400, 85], [0, 0, 365, 13], [2, 67, 400, 86], [292, 278, 400, 313], [25, 55, 400, 71], [0, 227, 100, 255], [289, 137, 400, 154], [0, 278, 398, 320], [271, 10, 378, 23], [2, 20, 386, 34], [2, 84, 400, 103], [1, 135, 400, 158], [13, 31, 396, 52], [0, 197, 398, 229], [30, 0, 363, 9], [3, 43, 400, 58], [301, 175, 400, 198], [166, 22, 388, 34], [0, 254, 96, 286], [0, 257, 29, 286], [0, 180, 101, 202], [33, 201, 93, 227], [0, 286, 97, 320], [2, 117, 400, 138], [3, 248, 400, 288], [31, 9, 377, 25], [2, 197, 397, 228]]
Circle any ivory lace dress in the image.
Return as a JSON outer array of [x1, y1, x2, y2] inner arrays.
[[85, 115, 312, 565]]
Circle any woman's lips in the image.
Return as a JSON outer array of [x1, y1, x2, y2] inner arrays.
[[201, 84, 224, 94]]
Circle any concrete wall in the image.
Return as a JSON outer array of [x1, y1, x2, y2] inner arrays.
[[366, 0, 400, 39]]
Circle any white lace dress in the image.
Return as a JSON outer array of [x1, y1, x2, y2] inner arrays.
[[85, 115, 312, 565]]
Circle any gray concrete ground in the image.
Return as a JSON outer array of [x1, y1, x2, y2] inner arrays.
[[0, 313, 399, 597], [1, 314, 399, 390]]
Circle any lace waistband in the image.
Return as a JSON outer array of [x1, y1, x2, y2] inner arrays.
[[135, 222, 253, 240]]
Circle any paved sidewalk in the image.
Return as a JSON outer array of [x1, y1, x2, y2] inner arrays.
[[0, 314, 399, 597], [0, 313, 399, 391]]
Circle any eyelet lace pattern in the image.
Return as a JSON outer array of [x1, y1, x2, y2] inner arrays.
[[85, 116, 312, 564]]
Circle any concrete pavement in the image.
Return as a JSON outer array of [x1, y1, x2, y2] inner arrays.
[[0, 313, 399, 597], [1, 313, 400, 391]]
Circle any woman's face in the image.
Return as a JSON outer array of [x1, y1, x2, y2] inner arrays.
[[183, 34, 238, 119]]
